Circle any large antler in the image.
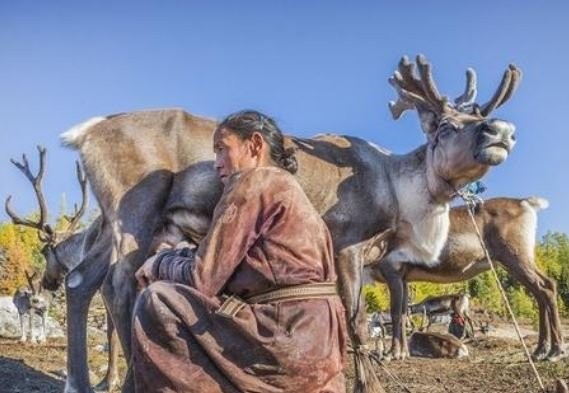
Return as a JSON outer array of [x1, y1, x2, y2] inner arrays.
[[454, 68, 477, 109], [5, 146, 56, 243], [388, 54, 451, 120], [389, 55, 522, 120], [479, 64, 522, 117], [63, 161, 89, 234]]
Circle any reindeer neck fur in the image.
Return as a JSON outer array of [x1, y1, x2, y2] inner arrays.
[[54, 232, 88, 272], [387, 144, 456, 267]]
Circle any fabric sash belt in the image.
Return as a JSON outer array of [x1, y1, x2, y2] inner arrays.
[[216, 282, 338, 319]]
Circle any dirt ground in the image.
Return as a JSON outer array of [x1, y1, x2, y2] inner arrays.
[[1, 324, 568, 393]]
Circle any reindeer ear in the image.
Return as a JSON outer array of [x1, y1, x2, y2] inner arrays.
[[417, 111, 440, 136]]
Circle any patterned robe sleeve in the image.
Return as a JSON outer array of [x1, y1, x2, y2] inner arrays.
[[156, 169, 290, 297]]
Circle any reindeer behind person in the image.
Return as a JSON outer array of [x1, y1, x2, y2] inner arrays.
[[12, 271, 51, 343], [5, 147, 118, 391]]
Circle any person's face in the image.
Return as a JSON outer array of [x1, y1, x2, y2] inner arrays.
[[213, 127, 260, 185]]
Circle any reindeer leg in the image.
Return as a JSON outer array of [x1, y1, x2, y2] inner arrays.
[[523, 280, 551, 360], [28, 312, 33, 343], [95, 298, 121, 392], [97, 171, 172, 393], [336, 248, 368, 346], [400, 281, 410, 359], [65, 280, 97, 393], [336, 248, 386, 392], [499, 256, 560, 361], [464, 311, 475, 339], [64, 241, 111, 393], [19, 313, 26, 342], [100, 259, 136, 393], [377, 262, 405, 360], [39, 313, 47, 344], [378, 324, 386, 359], [535, 271, 566, 361]]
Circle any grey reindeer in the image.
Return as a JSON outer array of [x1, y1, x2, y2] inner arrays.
[[12, 270, 51, 343], [5, 147, 119, 391], [58, 55, 519, 393]]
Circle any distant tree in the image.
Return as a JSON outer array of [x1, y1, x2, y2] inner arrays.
[[536, 232, 569, 316], [0, 222, 37, 294], [363, 283, 390, 313], [0, 201, 94, 294]]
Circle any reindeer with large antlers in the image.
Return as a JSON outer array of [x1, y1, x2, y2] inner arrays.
[[58, 55, 519, 393], [5, 147, 118, 391], [364, 55, 521, 360], [5, 147, 89, 246]]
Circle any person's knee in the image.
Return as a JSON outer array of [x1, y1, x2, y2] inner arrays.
[[133, 282, 172, 319]]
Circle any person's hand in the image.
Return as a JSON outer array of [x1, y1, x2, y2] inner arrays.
[[135, 254, 160, 291]]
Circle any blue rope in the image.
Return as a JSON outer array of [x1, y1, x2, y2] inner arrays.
[[457, 180, 486, 209]]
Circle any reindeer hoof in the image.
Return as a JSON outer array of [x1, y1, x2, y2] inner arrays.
[[532, 348, 549, 361], [386, 348, 403, 361], [545, 348, 567, 362], [94, 377, 120, 392]]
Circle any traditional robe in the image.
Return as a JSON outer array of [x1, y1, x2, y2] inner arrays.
[[132, 166, 347, 393]]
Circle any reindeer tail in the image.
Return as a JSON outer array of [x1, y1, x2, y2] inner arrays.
[[60, 116, 108, 149], [523, 197, 549, 212]]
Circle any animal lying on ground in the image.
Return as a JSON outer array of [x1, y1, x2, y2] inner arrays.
[[12, 271, 51, 343], [407, 331, 469, 359]]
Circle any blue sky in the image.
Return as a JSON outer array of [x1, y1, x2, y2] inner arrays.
[[0, 1, 567, 237]]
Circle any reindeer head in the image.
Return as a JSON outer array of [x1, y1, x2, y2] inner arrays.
[[389, 55, 520, 194], [24, 270, 50, 313], [5, 147, 88, 291]]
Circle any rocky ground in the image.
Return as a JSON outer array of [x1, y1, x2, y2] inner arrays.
[[1, 293, 568, 393]]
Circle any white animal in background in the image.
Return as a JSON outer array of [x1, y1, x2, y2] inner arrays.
[[12, 271, 51, 343]]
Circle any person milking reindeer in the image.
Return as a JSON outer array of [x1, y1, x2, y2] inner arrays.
[[133, 110, 348, 393]]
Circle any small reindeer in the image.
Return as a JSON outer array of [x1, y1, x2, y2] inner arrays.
[[407, 331, 469, 359], [367, 311, 388, 356], [12, 271, 52, 343], [408, 293, 474, 339]]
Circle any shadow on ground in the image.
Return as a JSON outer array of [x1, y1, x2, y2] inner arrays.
[[0, 356, 64, 393]]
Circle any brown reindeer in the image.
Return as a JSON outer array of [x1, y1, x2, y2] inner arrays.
[[370, 197, 564, 362], [407, 331, 469, 359], [57, 55, 519, 392]]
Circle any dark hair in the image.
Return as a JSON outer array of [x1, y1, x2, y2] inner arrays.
[[216, 110, 298, 174]]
